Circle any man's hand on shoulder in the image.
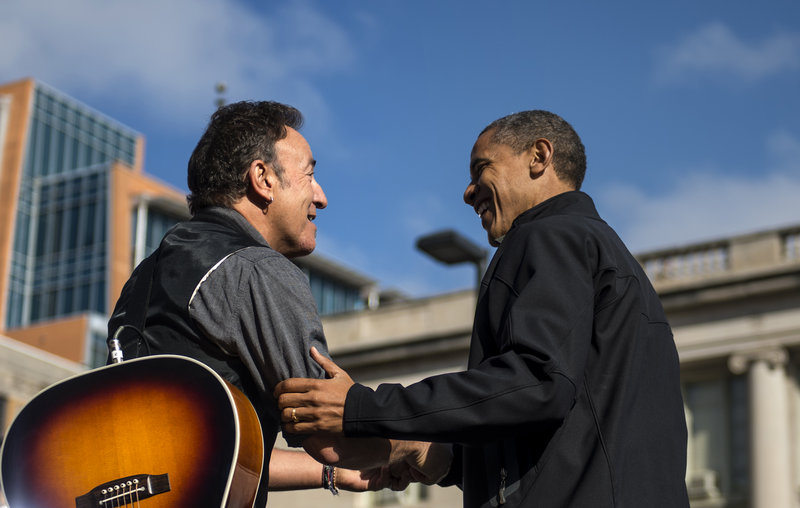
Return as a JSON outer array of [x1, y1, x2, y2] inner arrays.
[[274, 346, 353, 435]]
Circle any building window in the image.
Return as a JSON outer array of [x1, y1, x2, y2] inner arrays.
[[89, 329, 109, 369], [88, 312, 112, 368], [131, 204, 183, 267], [308, 272, 364, 316], [784, 231, 800, 261], [14, 166, 109, 325], [683, 374, 749, 503]]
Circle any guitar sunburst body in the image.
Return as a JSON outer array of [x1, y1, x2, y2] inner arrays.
[[1, 355, 264, 508]]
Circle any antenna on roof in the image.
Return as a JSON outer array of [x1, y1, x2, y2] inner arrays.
[[215, 82, 227, 109]]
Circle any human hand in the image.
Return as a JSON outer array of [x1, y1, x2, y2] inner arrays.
[[302, 434, 391, 470], [338, 466, 411, 492], [274, 347, 354, 435], [390, 440, 453, 485]]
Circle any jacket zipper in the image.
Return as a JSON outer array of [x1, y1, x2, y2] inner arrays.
[[498, 467, 507, 504]]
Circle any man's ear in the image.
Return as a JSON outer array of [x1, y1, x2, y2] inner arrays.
[[246, 159, 277, 203], [528, 138, 554, 178]]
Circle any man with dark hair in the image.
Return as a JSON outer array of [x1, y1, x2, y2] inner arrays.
[[276, 110, 690, 507], [109, 101, 442, 506], [186, 101, 304, 213]]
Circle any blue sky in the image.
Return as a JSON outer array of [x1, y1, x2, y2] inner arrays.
[[2, 0, 799, 297]]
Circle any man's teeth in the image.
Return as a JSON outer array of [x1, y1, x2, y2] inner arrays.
[[476, 203, 488, 217]]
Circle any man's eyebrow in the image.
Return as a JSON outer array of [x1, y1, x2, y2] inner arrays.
[[308, 159, 317, 170]]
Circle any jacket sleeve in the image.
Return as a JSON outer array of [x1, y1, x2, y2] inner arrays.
[[344, 221, 596, 444], [188, 251, 328, 396]]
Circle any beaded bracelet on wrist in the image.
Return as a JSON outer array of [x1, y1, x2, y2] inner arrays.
[[322, 465, 339, 495]]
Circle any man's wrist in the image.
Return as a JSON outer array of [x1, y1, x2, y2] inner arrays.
[[322, 464, 339, 495]]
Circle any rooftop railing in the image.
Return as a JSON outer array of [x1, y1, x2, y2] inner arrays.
[[637, 225, 800, 287]]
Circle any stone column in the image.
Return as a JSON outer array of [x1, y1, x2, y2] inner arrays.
[[729, 348, 794, 508]]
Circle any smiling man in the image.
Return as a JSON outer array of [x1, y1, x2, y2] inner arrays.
[[276, 110, 690, 507], [108, 101, 435, 506]]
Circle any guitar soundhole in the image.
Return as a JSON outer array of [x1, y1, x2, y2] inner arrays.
[[74, 473, 170, 508]]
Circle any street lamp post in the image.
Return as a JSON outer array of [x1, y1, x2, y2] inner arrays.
[[415, 229, 488, 291]]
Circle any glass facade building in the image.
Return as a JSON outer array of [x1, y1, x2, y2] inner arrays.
[[5, 83, 138, 329]]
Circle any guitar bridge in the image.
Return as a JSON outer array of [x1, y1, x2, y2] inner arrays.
[[75, 473, 170, 507]]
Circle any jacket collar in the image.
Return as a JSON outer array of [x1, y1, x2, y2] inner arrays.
[[481, 191, 601, 284], [510, 191, 601, 231], [191, 206, 271, 248]]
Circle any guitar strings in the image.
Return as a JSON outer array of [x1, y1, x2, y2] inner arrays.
[[99, 480, 144, 507]]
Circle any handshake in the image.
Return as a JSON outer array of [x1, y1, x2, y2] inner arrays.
[[302, 435, 454, 492], [274, 347, 454, 492]]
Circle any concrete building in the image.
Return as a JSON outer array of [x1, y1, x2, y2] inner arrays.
[[648, 224, 800, 508]]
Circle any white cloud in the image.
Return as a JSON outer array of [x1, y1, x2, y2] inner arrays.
[[655, 22, 800, 84], [597, 131, 800, 253], [0, 0, 355, 125]]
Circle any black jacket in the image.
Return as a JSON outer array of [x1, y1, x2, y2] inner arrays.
[[344, 192, 689, 507]]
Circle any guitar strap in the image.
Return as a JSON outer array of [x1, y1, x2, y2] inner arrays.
[[107, 245, 163, 362]]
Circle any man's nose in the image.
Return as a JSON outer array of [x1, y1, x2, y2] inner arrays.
[[463, 182, 476, 206], [314, 180, 328, 209]]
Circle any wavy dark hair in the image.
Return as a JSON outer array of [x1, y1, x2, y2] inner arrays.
[[186, 101, 303, 214], [482, 110, 586, 190]]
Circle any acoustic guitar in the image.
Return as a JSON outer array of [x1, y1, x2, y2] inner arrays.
[[0, 355, 263, 508]]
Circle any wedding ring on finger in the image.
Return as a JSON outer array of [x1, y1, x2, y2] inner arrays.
[[291, 408, 299, 424]]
